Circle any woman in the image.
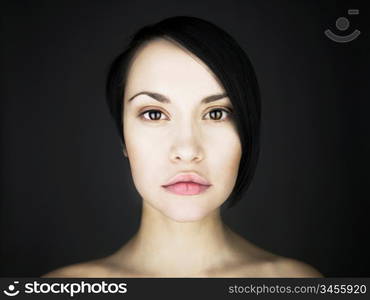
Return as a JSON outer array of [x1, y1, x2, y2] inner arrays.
[[43, 16, 322, 277]]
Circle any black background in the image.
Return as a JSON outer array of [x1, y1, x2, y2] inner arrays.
[[1, 0, 369, 277]]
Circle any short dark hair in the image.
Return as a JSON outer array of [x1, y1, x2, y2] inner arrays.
[[106, 16, 261, 208]]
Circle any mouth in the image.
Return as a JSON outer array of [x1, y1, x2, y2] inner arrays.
[[162, 182, 211, 195], [161, 172, 212, 195]]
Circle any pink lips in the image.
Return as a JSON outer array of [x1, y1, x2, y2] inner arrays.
[[162, 173, 212, 195]]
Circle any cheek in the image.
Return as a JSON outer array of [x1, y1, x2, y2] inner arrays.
[[208, 127, 242, 174], [123, 122, 166, 190], [200, 126, 242, 204]]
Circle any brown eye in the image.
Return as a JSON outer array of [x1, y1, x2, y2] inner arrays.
[[141, 110, 165, 121], [206, 108, 231, 121]]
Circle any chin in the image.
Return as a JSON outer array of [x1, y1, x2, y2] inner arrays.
[[158, 198, 218, 223]]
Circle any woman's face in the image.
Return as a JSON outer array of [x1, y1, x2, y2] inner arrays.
[[123, 38, 242, 222]]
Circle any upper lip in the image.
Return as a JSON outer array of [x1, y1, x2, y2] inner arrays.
[[162, 172, 211, 186]]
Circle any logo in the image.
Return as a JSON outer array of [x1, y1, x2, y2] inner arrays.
[[3, 281, 20, 297], [324, 9, 360, 43]]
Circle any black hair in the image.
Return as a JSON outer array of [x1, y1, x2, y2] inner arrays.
[[106, 16, 261, 208]]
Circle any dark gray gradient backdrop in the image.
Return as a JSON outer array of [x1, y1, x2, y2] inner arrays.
[[1, 0, 369, 277]]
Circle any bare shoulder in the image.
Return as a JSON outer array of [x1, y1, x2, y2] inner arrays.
[[235, 255, 323, 278], [41, 259, 118, 278], [268, 257, 324, 278], [227, 230, 323, 278]]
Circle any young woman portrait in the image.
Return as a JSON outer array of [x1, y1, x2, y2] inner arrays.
[[43, 16, 323, 278]]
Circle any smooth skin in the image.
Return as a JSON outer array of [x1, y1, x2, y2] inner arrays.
[[43, 38, 323, 278]]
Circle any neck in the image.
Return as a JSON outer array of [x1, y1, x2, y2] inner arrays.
[[117, 201, 238, 276]]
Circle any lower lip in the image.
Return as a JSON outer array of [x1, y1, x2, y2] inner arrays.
[[162, 182, 211, 195]]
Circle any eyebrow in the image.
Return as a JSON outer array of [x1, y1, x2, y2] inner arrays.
[[127, 91, 228, 104]]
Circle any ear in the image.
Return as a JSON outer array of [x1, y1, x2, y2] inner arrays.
[[120, 140, 128, 157]]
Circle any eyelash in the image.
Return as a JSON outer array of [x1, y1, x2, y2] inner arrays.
[[138, 107, 233, 122]]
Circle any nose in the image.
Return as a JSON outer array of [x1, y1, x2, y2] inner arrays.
[[169, 122, 204, 163]]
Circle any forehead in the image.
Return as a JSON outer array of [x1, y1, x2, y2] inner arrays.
[[124, 38, 225, 99]]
